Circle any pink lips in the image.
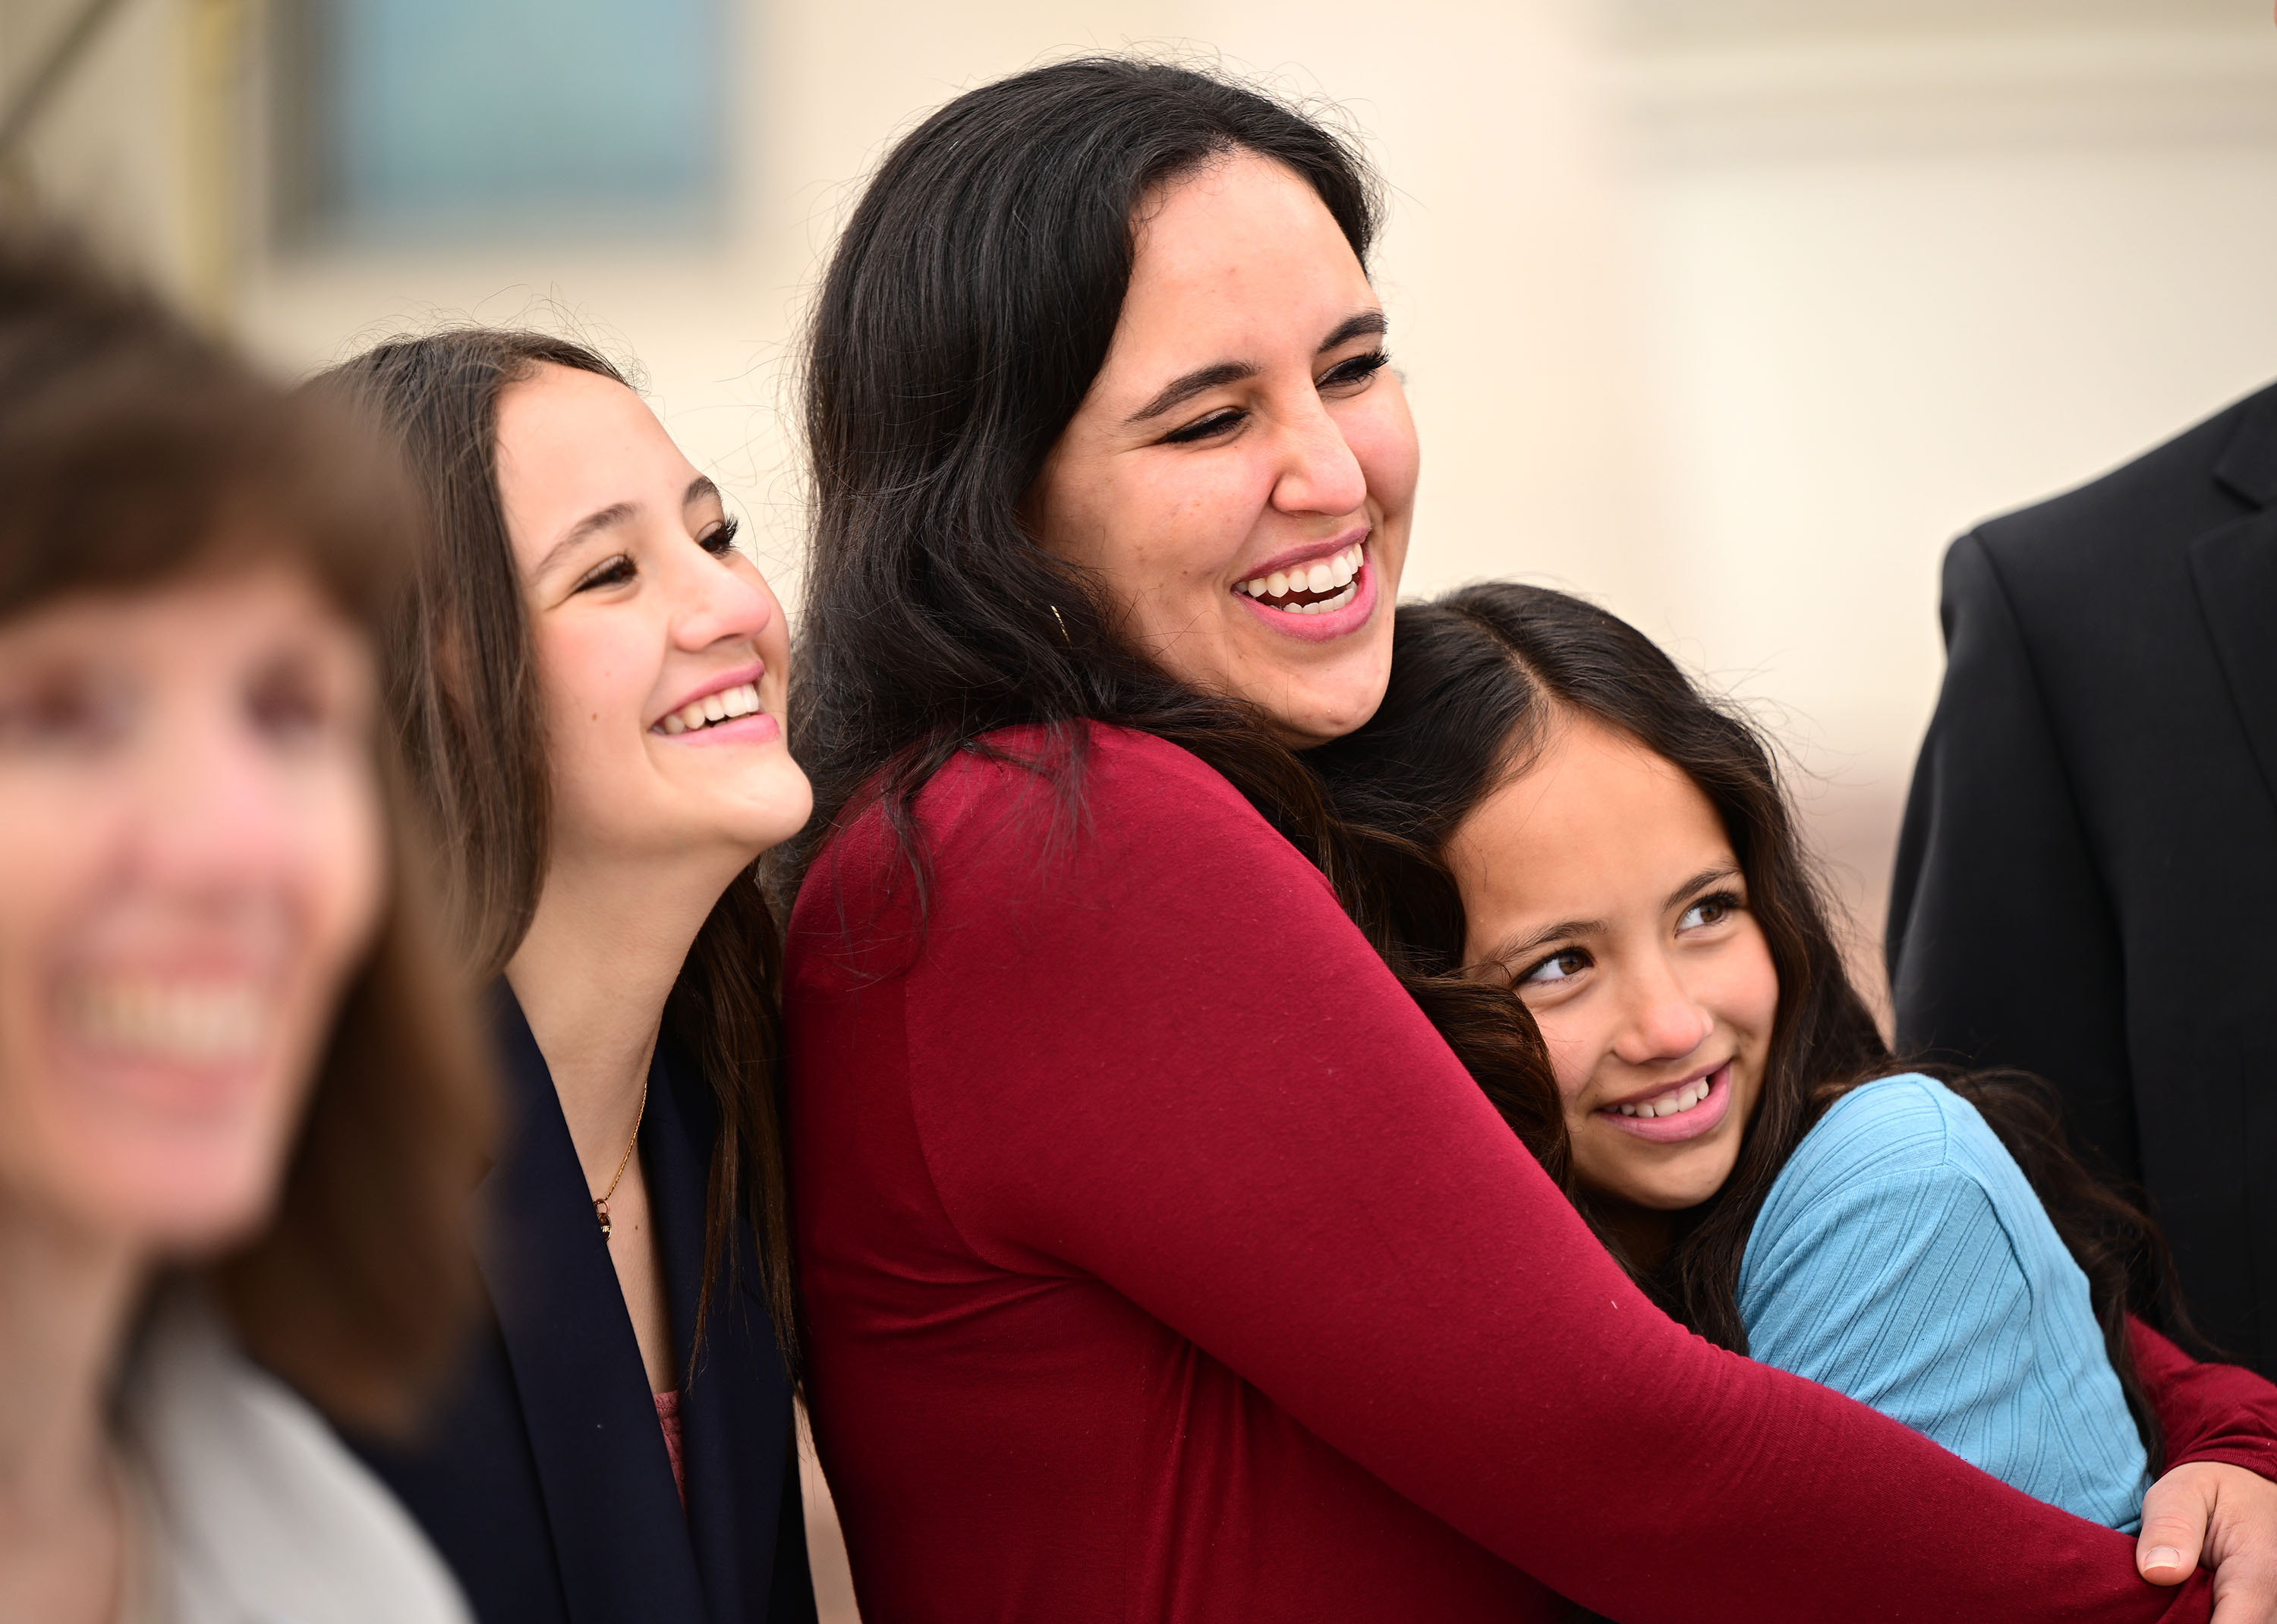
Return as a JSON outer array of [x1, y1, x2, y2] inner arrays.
[[1234, 547, 1378, 644], [1595, 1063, 1734, 1145], [669, 710, 780, 747], [656, 660, 767, 727]]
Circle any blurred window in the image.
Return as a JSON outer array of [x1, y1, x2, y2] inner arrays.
[[275, 0, 723, 244]]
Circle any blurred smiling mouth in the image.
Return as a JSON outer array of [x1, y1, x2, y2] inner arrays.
[[65, 976, 268, 1065]]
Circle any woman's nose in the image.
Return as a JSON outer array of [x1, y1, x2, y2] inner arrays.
[[134, 707, 291, 893], [1269, 396, 1368, 518]]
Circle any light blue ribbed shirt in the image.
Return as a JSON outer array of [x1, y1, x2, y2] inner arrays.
[[1737, 1073, 2151, 1530]]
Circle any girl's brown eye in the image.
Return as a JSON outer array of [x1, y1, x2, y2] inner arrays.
[[1680, 892, 1743, 933], [1520, 947, 1590, 987]]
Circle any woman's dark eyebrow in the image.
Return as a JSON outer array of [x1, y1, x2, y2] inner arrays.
[[682, 475, 720, 509], [1123, 310, 1389, 427], [1665, 865, 1743, 912], [1126, 361, 1258, 426], [1318, 310, 1387, 351]]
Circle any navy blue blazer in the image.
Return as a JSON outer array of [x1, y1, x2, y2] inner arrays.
[[349, 986, 816, 1624]]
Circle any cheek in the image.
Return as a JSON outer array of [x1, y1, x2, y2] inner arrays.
[[0, 783, 103, 1124], [1345, 388, 1419, 523], [536, 619, 633, 732], [1042, 436, 1283, 606], [0, 776, 102, 935], [1031, 443, 1138, 581], [1529, 1006, 1603, 1113], [300, 763, 388, 981], [532, 617, 654, 822], [1727, 927, 1781, 1047], [1120, 456, 1280, 593], [240, 759, 388, 1145]]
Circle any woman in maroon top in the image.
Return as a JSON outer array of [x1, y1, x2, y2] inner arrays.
[[785, 58, 2277, 1620]]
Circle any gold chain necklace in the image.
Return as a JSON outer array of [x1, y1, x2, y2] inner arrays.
[[592, 1072, 649, 1241]]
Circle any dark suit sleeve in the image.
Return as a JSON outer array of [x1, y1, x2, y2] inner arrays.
[[1887, 530, 2141, 1182]]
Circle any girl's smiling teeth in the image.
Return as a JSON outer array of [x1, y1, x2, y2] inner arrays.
[[657, 681, 763, 735], [1236, 542, 1364, 615], [1606, 1072, 1717, 1119]]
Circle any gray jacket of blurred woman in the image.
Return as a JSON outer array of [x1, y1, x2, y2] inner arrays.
[[112, 1290, 471, 1624]]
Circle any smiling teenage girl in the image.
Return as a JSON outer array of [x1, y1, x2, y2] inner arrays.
[[787, 58, 2277, 1622], [323, 333, 817, 1624], [1319, 580, 2204, 1534]]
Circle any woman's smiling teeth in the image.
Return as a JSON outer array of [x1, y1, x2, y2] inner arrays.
[[1609, 1076, 1714, 1119], [1236, 542, 1364, 615], [657, 681, 763, 735], [68, 977, 267, 1064]]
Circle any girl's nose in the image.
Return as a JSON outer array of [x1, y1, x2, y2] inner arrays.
[[669, 540, 775, 654], [1610, 961, 1716, 1069]]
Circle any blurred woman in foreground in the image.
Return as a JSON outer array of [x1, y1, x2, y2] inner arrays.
[[323, 331, 817, 1624], [0, 234, 490, 1621]]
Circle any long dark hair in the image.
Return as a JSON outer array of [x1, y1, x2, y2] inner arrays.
[[1314, 580, 2187, 1463], [319, 329, 798, 1373], [792, 58, 1564, 1164], [0, 224, 495, 1431]]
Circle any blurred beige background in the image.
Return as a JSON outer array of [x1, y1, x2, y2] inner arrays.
[[10, 1, 2275, 1614]]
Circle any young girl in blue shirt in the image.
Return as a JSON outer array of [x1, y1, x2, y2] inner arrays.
[[1317, 580, 2187, 1530]]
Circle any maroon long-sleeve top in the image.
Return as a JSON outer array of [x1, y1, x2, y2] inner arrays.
[[786, 723, 2277, 1621]]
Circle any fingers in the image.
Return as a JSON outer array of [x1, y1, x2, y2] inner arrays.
[[2208, 1552, 2277, 1624], [2140, 1464, 2214, 1586], [2181, 1461, 2277, 1624]]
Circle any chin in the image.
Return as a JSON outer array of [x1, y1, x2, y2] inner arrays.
[[1642, 1162, 1740, 1213], [730, 770, 817, 854], [1281, 691, 1389, 748], [1264, 662, 1393, 747], [82, 1157, 282, 1257]]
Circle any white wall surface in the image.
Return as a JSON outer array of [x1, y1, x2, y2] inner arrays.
[[27, 3, 2272, 790], [1608, 14, 2277, 962], [12, 0, 2275, 956]]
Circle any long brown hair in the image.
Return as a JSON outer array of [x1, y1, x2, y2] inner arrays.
[[318, 329, 798, 1371], [789, 58, 1560, 1161], [1314, 580, 2187, 1462], [0, 223, 494, 1433]]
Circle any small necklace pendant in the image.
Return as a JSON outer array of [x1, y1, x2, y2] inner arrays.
[[594, 1198, 613, 1241]]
